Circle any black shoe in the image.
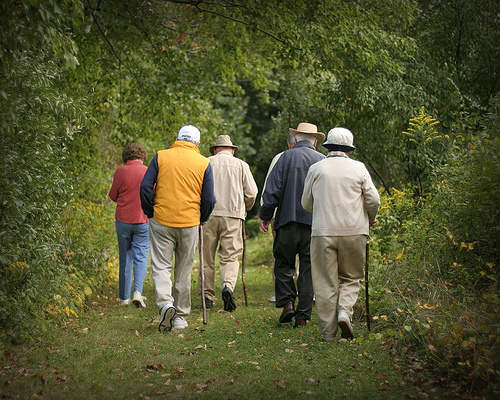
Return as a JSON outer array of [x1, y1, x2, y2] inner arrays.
[[279, 301, 295, 323], [204, 297, 213, 309], [222, 286, 236, 312]]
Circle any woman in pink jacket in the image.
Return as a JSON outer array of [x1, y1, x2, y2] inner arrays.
[[109, 143, 150, 308]]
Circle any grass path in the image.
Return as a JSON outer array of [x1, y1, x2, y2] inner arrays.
[[1, 241, 454, 399]]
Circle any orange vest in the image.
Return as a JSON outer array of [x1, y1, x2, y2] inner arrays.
[[153, 141, 209, 228]]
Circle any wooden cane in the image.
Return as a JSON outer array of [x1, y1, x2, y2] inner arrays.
[[365, 238, 371, 331], [241, 219, 249, 306], [199, 224, 207, 325]]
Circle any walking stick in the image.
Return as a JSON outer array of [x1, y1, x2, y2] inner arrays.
[[199, 224, 207, 325], [365, 238, 371, 331], [241, 219, 248, 306]]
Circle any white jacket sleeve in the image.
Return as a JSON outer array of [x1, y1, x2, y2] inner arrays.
[[301, 167, 315, 213]]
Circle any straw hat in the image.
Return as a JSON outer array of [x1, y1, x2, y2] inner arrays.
[[289, 122, 325, 142], [209, 135, 239, 155]]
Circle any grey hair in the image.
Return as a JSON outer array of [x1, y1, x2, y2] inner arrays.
[[286, 134, 295, 146], [294, 133, 316, 144]]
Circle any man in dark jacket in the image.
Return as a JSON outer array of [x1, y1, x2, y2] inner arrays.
[[259, 122, 325, 328]]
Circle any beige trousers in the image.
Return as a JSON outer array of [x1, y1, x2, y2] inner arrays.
[[310, 235, 367, 341], [201, 216, 243, 300], [149, 218, 198, 318]]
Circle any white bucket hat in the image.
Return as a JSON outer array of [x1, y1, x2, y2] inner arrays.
[[177, 125, 201, 143], [322, 127, 355, 152]]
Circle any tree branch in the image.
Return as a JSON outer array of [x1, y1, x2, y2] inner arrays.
[[91, 10, 137, 78], [167, 0, 292, 48], [356, 146, 392, 196]]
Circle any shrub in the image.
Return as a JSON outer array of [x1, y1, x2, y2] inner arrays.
[[368, 104, 499, 396]]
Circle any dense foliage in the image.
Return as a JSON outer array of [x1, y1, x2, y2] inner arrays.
[[1, 0, 498, 396]]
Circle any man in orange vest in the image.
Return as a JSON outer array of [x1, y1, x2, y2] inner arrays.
[[141, 125, 216, 332]]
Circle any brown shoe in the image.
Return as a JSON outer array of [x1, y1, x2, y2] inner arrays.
[[279, 301, 295, 323], [294, 318, 308, 328]]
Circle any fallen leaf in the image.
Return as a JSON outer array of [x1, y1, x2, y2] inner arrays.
[[275, 379, 286, 388], [170, 367, 185, 375], [134, 330, 140, 337], [146, 364, 166, 372], [284, 348, 294, 353], [193, 383, 207, 392]]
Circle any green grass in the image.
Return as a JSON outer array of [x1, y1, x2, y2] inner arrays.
[[1, 235, 454, 399]]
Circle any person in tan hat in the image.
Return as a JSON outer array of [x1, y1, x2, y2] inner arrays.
[[259, 122, 325, 328], [201, 135, 258, 311], [301, 127, 380, 341]]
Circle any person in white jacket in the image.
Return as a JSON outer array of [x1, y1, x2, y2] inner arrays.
[[301, 127, 380, 342]]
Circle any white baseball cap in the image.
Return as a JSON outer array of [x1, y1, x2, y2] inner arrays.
[[177, 125, 201, 143]]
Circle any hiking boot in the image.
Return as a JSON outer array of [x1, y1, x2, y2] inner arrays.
[[338, 311, 354, 340], [132, 291, 147, 308], [172, 317, 188, 330], [158, 304, 176, 333], [222, 286, 236, 312]]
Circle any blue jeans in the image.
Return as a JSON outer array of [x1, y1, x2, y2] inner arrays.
[[116, 219, 149, 300]]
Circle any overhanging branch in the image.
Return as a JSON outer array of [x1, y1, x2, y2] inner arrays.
[[168, 0, 293, 48]]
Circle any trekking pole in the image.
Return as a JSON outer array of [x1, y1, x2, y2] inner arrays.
[[241, 219, 249, 306], [199, 224, 207, 325], [365, 238, 371, 331]]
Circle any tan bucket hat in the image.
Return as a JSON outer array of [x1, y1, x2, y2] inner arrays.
[[209, 135, 239, 155], [289, 122, 325, 142]]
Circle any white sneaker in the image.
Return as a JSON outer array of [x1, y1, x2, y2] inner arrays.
[[132, 291, 147, 308], [338, 311, 354, 340], [269, 295, 276, 303], [158, 305, 176, 333], [120, 298, 130, 305], [172, 317, 188, 330]]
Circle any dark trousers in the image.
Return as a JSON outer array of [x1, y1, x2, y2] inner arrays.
[[273, 222, 314, 320]]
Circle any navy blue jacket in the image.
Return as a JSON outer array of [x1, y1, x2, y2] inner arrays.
[[259, 140, 324, 230]]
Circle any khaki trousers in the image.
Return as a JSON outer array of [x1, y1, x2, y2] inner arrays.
[[311, 235, 367, 341], [149, 218, 198, 318], [201, 216, 243, 300]]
